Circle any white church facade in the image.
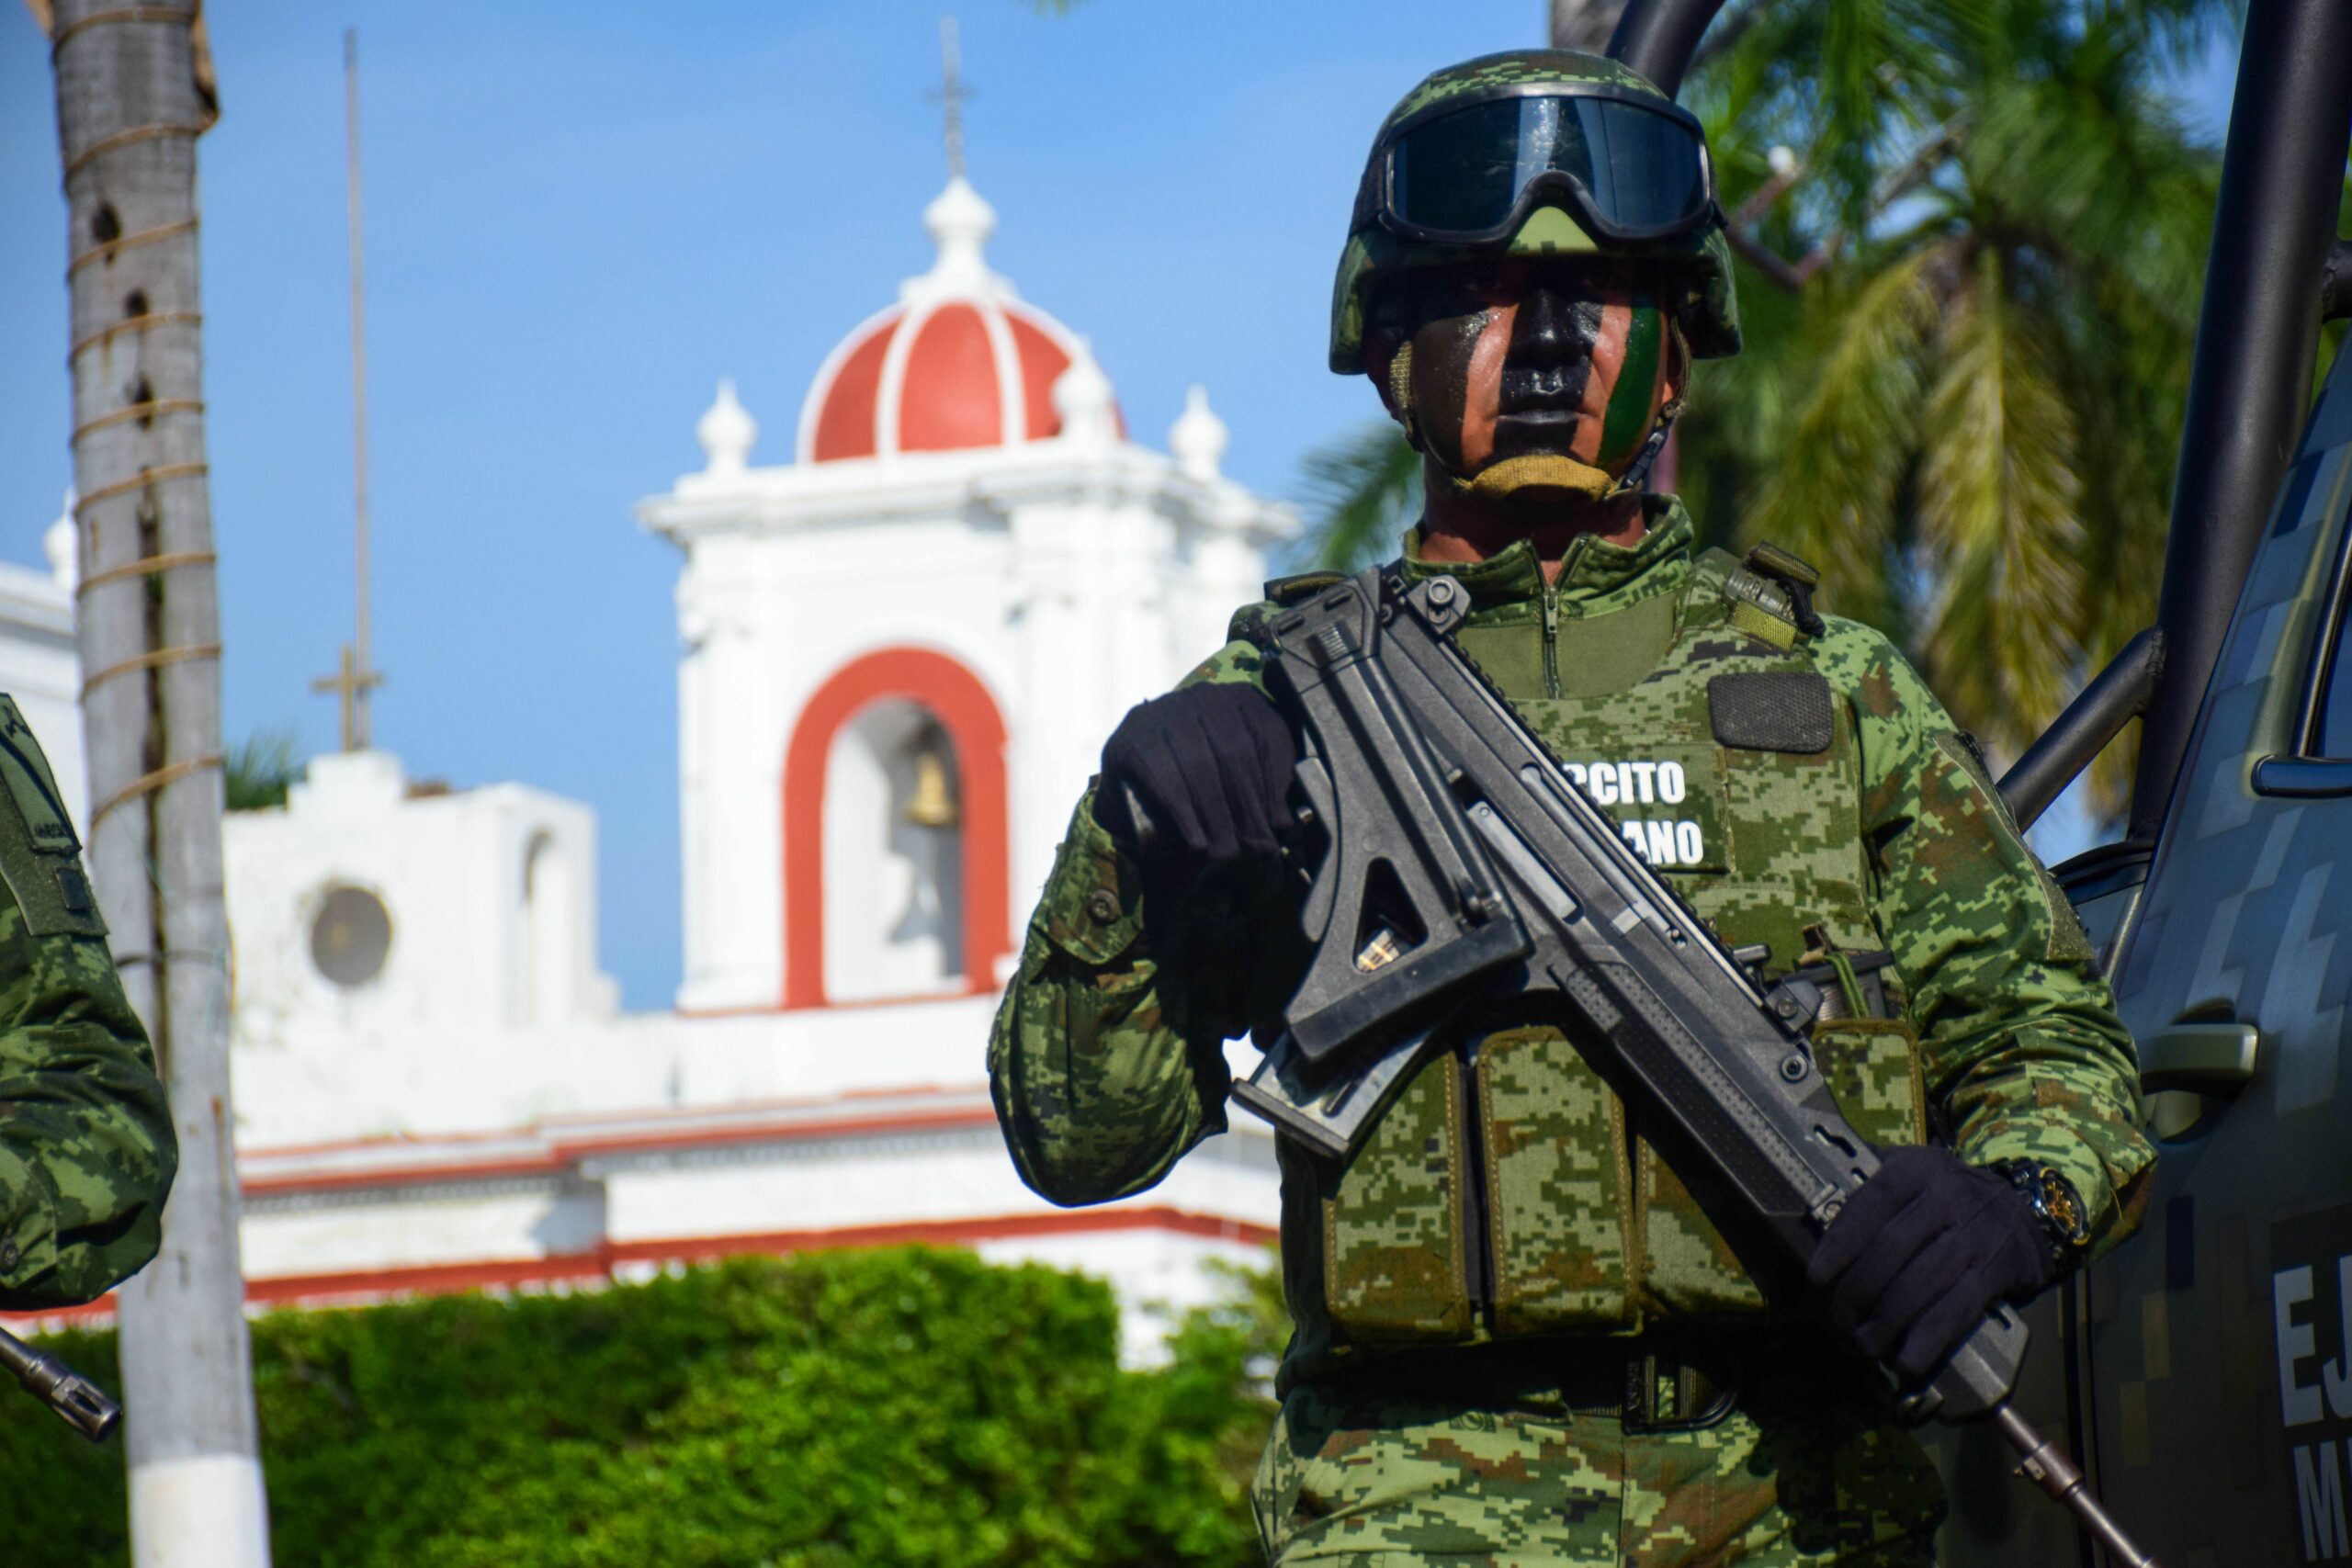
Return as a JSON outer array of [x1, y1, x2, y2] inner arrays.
[[6, 175, 1293, 1352]]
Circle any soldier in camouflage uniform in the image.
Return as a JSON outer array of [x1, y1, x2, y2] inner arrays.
[[990, 50, 2153, 1564], [0, 699, 175, 1310]]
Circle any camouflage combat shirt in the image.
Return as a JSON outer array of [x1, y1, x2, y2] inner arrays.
[[989, 499, 2154, 1389], [0, 698, 175, 1309]]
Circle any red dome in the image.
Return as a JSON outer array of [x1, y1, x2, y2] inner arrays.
[[796, 176, 1122, 465], [799, 298, 1082, 463]]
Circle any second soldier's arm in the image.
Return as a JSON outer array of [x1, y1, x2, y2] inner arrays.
[[0, 700, 176, 1309], [0, 919, 175, 1309]]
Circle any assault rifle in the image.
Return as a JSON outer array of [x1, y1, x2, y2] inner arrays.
[[1116, 564, 2156, 1565]]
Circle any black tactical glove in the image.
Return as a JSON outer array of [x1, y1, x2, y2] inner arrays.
[[1091, 683, 1298, 864], [1806, 1144, 2059, 1388]]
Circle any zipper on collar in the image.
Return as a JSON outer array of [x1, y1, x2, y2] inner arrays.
[[1541, 588, 1562, 698], [1539, 535, 1592, 700]]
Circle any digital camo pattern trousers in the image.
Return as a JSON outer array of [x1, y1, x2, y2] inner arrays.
[[1250, 1376, 1946, 1566]]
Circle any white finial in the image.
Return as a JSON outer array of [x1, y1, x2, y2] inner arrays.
[[44, 490, 75, 588], [1169, 384, 1227, 481], [1052, 338, 1118, 446], [696, 378, 756, 476], [922, 175, 998, 288]]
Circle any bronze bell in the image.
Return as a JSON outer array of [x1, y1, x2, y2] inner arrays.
[[904, 740, 959, 829]]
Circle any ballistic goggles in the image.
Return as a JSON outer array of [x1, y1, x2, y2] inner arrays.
[[1369, 84, 1718, 246]]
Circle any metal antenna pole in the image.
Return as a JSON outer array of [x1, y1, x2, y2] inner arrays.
[[346, 28, 369, 747], [316, 28, 384, 750]]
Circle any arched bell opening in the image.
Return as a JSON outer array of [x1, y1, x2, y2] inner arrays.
[[820, 701, 969, 1002], [781, 647, 1009, 1009]]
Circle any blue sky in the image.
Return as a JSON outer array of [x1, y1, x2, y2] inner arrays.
[[0, 4, 2240, 1009]]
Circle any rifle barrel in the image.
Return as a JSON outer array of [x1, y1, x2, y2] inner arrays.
[[1992, 1401, 2157, 1567], [0, 1322, 120, 1441]]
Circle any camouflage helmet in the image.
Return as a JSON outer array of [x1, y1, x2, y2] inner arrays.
[[1330, 49, 1741, 375]]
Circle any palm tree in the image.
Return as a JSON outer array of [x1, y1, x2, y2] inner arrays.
[[42, 1, 270, 1559], [1705, 1, 2224, 802]]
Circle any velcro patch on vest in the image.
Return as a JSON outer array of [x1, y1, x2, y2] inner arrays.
[[1708, 672, 1834, 755]]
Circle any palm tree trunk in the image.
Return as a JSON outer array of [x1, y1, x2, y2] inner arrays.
[[45, 3, 268, 1562]]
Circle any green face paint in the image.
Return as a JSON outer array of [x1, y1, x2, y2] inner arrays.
[[1596, 299, 1664, 468]]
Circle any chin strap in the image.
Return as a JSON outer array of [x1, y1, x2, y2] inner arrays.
[[1606, 383, 1685, 500]]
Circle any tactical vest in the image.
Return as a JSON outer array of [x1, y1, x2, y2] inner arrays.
[[1272, 539, 1929, 1366]]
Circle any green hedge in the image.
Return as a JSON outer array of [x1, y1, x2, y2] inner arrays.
[[0, 1247, 1279, 1566]]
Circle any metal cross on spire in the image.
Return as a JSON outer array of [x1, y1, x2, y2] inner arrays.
[[930, 16, 974, 180]]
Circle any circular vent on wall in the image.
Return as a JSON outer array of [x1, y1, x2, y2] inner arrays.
[[310, 885, 391, 988]]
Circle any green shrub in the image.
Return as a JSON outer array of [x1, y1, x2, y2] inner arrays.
[[0, 1247, 1277, 1566]]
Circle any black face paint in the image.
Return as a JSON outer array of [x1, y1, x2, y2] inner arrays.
[[1492, 288, 1602, 464], [1392, 261, 1669, 492], [1405, 304, 1493, 472]]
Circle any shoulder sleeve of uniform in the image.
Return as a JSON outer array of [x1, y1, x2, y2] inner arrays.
[[989, 788, 1250, 1207], [0, 700, 176, 1304], [1817, 622, 2152, 1254], [1182, 631, 1278, 694], [1812, 615, 2094, 968]]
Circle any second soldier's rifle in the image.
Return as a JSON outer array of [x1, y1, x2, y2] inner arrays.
[[1116, 564, 2157, 1564], [0, 1321, 119, 1440]]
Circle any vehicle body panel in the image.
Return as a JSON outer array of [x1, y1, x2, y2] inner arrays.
[[2088, 343, 2352, 1563]]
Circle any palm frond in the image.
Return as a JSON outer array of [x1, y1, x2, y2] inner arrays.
[[1296, 423, 1421, 571], [226, 729, 303, 812], [1742, 245, 1942, 630], [1915, 245, 2087, 756]]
